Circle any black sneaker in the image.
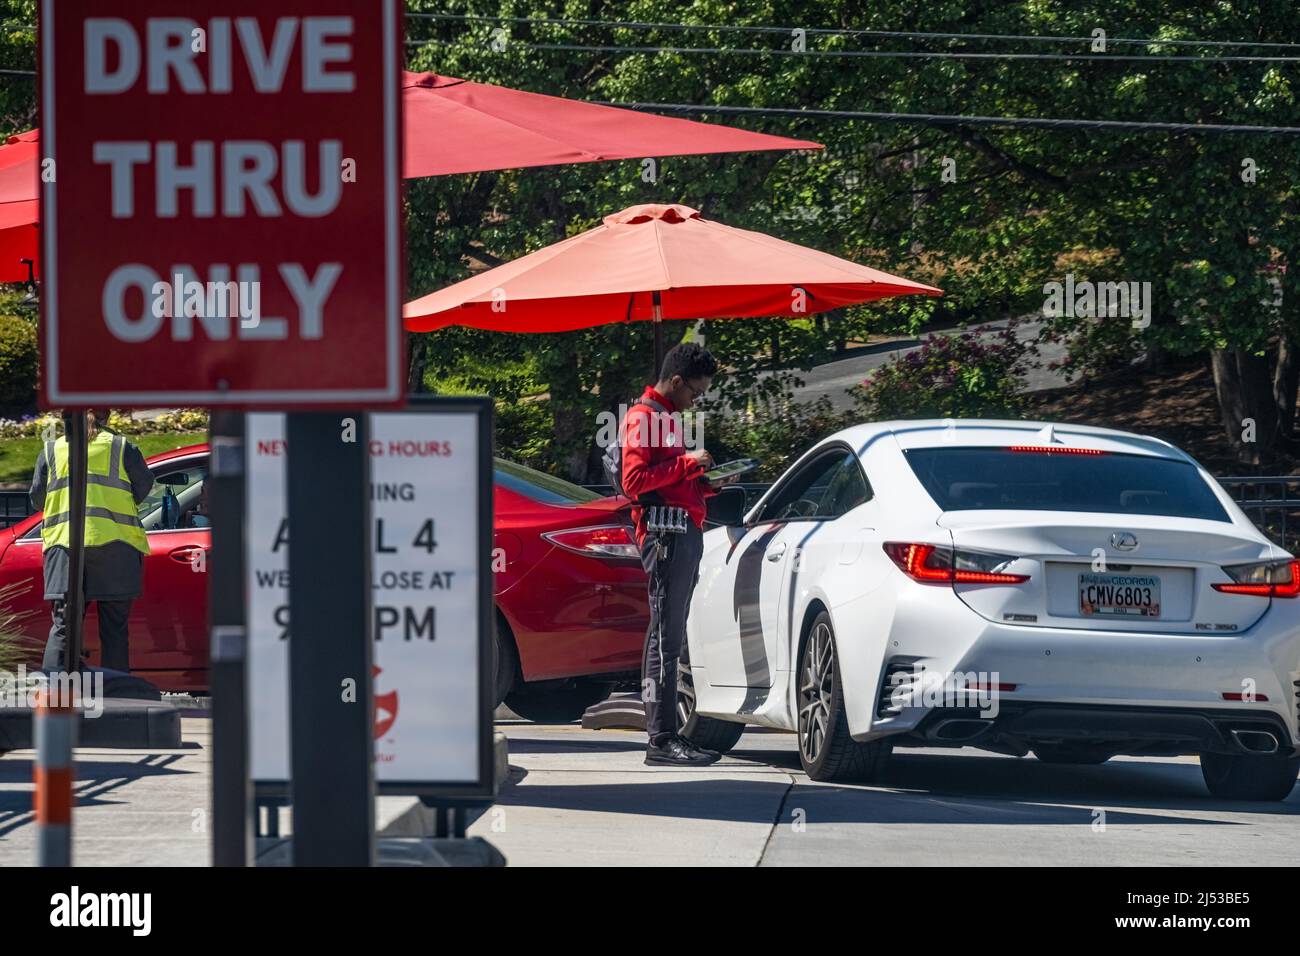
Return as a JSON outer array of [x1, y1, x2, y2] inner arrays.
[[645, 735, 721, 766], [675, 734, 720, 761]]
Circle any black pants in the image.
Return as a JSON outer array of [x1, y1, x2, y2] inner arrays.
[[640, 524, 703, 744], [43, 599, 133, 673]]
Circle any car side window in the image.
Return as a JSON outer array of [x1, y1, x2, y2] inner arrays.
[[140, 465, 209, 531], [761, 449, 864, 522], [20, 458, 210, 539], [815, 454, 873, 518]]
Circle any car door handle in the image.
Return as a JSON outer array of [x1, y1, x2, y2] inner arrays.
[[766, 543, 787, 561], [168, 545, 206, 564]]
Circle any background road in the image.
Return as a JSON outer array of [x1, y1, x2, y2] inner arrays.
[[472, 721, 1299, 866], [761, 317, 1070, 413]]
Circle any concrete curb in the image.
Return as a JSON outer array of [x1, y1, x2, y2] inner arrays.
[[378, 732, 511, 839], [256, 835, 505, 867], [0, 699, 181, 750], [254, 733, 511, 865]]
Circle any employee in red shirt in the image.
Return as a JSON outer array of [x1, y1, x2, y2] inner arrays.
[[622, 343, 722, 766]]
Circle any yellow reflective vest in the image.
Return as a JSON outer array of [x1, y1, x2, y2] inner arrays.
[[41, 432, 149, 554]]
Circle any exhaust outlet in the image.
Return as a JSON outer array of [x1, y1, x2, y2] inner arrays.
[[1230, 729, 1279, 754], [931, 718, 993, 742]]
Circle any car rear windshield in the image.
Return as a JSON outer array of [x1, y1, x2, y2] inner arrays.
[[494, 457, 601, 505], [904, 447, 1230, 522]]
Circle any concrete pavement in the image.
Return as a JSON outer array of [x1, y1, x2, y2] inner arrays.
[[473, 722, 1300, 866], [3, 715, 1294, 866], [0, 717, 211, 866], [0, 716, 505, 866]]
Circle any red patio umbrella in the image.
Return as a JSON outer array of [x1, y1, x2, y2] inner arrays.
[[400, 72, 819, 177], [0, 75, 819, 281], [404, 203, 942, 366], [0, 131, 40, 283]]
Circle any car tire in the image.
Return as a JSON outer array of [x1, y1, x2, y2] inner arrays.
[[505, 680, 613, 724], [797, 611, 890, 782], [1199, 751, 1300, 801], [1032, 744, 1113, 765], [491, 613, 519, 709], [676, 653, 744, 754]]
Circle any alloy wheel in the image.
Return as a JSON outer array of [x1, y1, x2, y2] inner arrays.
[[676, 657, 697, 729], [798, 622, 835, 765]]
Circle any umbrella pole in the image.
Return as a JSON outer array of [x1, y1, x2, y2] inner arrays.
[[652, 292, 663, 378]]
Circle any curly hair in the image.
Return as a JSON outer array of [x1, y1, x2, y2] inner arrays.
[[660, 342, 718, 382]]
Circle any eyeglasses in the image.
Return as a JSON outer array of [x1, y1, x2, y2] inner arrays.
[[684, 380, 708, 400]]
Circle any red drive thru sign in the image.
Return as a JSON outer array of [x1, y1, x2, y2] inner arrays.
[[39, 0, 404, 407]]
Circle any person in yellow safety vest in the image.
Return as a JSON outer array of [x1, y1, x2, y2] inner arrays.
[[30, 408, 153, 673]]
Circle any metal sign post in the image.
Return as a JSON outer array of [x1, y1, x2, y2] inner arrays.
[[61, 411, 87, 673], [287, 413, 375, 866], [209, 411, 252, 866]]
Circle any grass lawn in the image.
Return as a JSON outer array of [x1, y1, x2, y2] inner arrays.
[[0, 432, 206, 486]]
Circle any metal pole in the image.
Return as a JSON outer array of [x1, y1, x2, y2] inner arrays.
[[34, 686, 74, 865], [209, 410, 252, 866], [62, 411, 87, 672], [287, 412, 374, 866]]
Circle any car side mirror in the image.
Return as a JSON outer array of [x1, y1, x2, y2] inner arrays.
[[706, 485, 748, 526]]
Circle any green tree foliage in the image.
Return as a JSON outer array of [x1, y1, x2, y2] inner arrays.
[[403, 0, 1300, 475], [1, 2, 1297, 473], [0, 309, 36, 407]]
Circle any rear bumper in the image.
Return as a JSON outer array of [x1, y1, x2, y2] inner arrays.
[[840, 582, 1300, 751], [909, 701, 1297, 757]]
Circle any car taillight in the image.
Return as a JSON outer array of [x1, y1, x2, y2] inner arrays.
[[542, 525, 640, 559], [1212, 559, 1300, 598], [882, 542, 1029, 585], [1007, 445, 1107, 456]]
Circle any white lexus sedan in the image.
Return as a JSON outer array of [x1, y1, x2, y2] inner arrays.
[[679, 419, 1300, 801]]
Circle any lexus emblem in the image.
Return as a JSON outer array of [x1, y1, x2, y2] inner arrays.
[[1110, 532, 1138, 551]]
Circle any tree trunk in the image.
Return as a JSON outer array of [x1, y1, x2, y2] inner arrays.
[[553, 404, 593, 482], [1210, 348, 1278, 468], [1272, 335, 1299, 446]]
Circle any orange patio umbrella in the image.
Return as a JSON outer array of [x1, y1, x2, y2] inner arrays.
[[404, 203, 943, 367]]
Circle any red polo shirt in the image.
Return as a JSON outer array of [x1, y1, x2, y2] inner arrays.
[[621, 386, 715, 545]]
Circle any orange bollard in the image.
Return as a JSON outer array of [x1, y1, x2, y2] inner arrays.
[[33, 685, 75, 866]]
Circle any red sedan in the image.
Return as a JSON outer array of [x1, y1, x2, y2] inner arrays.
[[0, 443, 649, 721]]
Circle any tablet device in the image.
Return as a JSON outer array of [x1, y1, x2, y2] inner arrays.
[[704, 458, 760, 483]]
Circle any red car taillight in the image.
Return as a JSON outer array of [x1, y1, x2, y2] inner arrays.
[[1212, 559, 1300, 598], [882, 542, 1030, 586], [542, 524, 640, 559]]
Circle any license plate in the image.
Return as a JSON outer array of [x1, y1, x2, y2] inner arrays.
[[1079, 572, 1161, 618]]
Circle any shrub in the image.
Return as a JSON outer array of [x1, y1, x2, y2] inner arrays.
[[0, 581, 41, 677], [852, 324, 1029, 421], [494, 398, 554, 472], [0, 315, 37, 407], [0, 408, 208, 440], [707, 395, 855, 480]]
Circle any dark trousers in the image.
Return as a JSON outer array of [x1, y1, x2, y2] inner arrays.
[[43, 599, 133, 673], [640, 524, 703, 744]]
